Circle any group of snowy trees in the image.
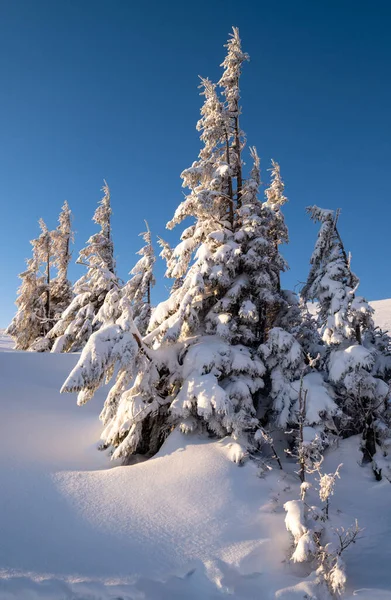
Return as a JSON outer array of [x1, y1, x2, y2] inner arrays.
[[8, 29, 391, 485], [7, 202, 73, 350], [7, 183, 156, 354]]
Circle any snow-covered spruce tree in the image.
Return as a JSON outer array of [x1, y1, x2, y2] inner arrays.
[[124, 222, 156, 335], [7, 217, 74, 351], [262, 160, 290, 331], [217, 26, 249, 210], [6, 253, 46, 351], [227, 157, 336, 443], [34, 219, 55, 336], [62, 28, 329, 465], [302, 206, 391, 479], [47, 182, 118, 353], [50, 201, 73, 321], [301, 205, 374, 346], [95, 222, 156, 336], [207, 148, 279, 347], [30, 203, 75, 352], [157, 236, 183, 294], [62, 29, 269, 461]]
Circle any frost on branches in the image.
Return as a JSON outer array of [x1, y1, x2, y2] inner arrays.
[[6, 255, 46, 350], [7, 211, 73, 351], [61, 28, 272, 460], [122, 222, 156, 336], [50, 201, 74, 321], [302, 205, 373, 346], [94, 222, 156, 338], [59, 27, 389, 479], [47, 182, 118, 353]]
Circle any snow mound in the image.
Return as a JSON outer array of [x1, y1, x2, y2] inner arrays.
[[370, 299, 391, 332], [0, 330, 15, 352], [0, 332, 391, 598], [307, 298, 391, 333]]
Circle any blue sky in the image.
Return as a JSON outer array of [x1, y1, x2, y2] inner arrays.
[[1, 0, 390, 326]]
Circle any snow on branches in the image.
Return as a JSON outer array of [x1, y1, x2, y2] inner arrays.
[[47, 182, 118, 353], [303, 205, 391, 479], [37, 27, 387, 481]]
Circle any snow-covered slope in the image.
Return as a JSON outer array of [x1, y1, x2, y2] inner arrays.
[[0, 311, 391, 599], [370, 299, 391, 332], [0, 329, 15, 351], [306, 299, 391, 333]]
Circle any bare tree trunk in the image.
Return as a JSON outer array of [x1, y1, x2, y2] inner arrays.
[[65, 234, 70, 273], [298, 378, 307, 483], [45, 250, 51, 332], [224, 128, 234, 225], [355, 322, 362, 345], [234, 115, 242, 207]]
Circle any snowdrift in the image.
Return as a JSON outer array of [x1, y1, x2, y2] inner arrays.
[[0, 304, 391, 599]]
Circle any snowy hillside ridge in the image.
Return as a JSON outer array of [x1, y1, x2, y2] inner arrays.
[[5, 28, 391, 482], [0, 329, 15, 351], [370, 299, 391, 332], [306, 299, 391, 332], [0, 348, 390, 599], [2, 25, 391, 600]]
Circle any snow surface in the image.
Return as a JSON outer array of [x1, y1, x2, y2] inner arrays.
[[0, 330, 15, 352], [370, 299, 391, 333], [307, 299, 391, 334], [1, 304, 391, 598]]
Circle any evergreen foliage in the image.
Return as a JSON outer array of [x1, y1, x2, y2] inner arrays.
[[302, 205, 391, 479], [60, 28, 312, 462], [9, 28, 389, 480], [51, 201, 74, 320], [47, 182, 118, 353]]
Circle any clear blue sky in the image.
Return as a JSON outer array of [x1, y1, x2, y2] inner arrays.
[[1, 0, 390, 326]]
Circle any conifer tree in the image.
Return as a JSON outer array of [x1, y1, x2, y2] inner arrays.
[[6, 248, 46, 350], [218, 26, 249, 208], [263, 160, 289, 325], [302, 206, 391, 478], [95, 222, 156, 336], [124, 222, 156, 335], [301, 206, 373, 345], [61, 28, 305, 463], [47, 182, 118, 353], [51, 201, 73, 320], [34, 219, 54, 335], [62, 29, 262, 459]]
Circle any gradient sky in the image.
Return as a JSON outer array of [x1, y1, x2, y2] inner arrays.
[[1, 0, 390, 326]]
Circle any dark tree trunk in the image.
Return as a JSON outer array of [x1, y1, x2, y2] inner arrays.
[[45, 250, 51, 333], [234, 115, 242, 207], [224, 128, 234, 225], [362, 410, 382, 481], [298, 382, 307, 483]]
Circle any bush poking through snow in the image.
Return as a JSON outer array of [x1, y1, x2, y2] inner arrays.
[[285, 460, 362, 597]]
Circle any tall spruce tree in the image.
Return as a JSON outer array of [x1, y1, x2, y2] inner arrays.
[[125, 222, 156, 335], [94, 222, 156, 336], [51, 201, 73, 320], [34, 219, 54, 335], [61, 28, 322, 463], [7, 218, 60, 350], [47, 182, 118, 353], [6, 253, 46, 350]]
